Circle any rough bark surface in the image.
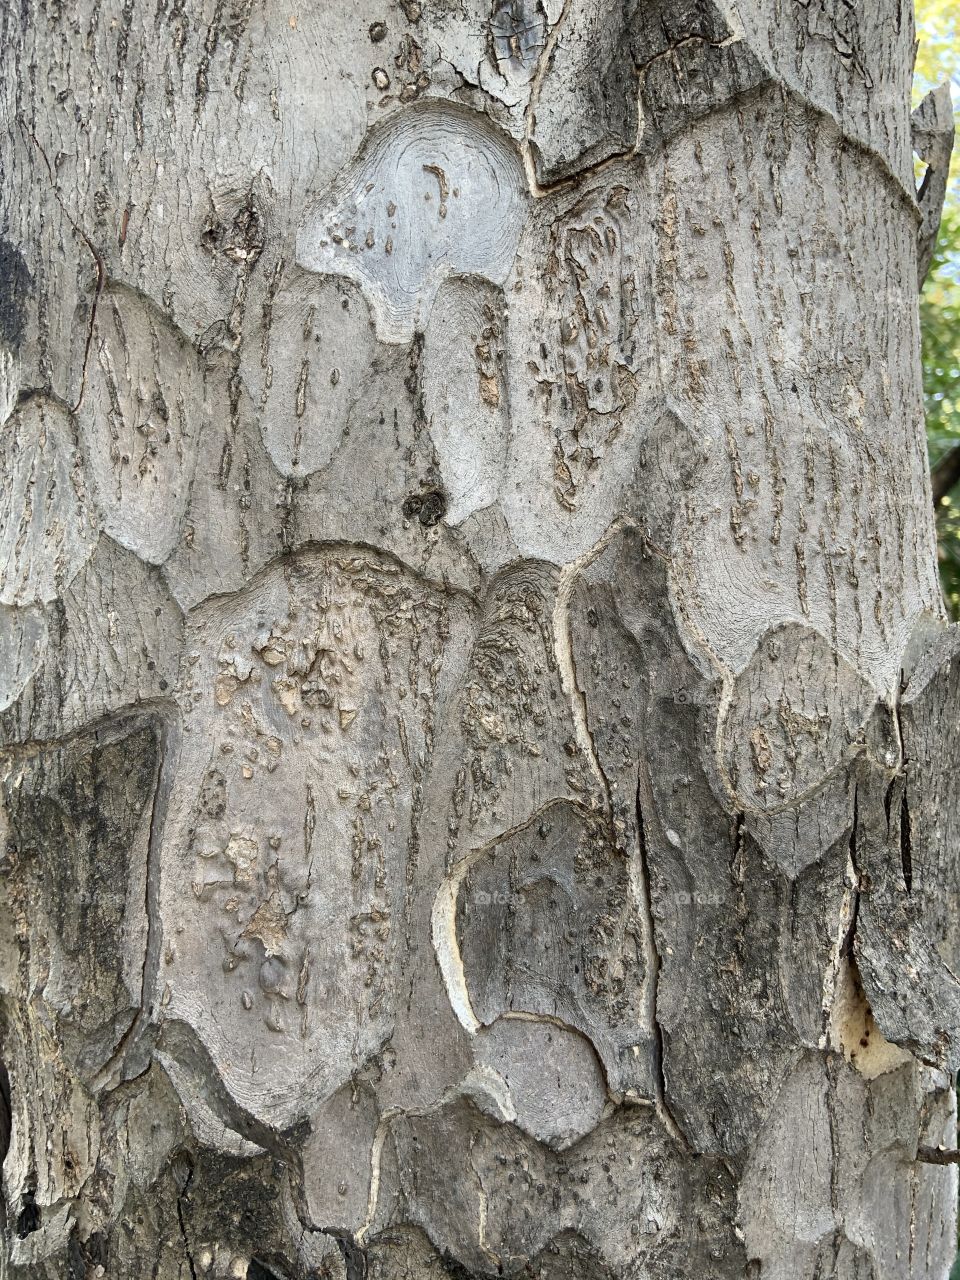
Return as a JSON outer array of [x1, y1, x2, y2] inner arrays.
[[1, 1, 958, 1277]]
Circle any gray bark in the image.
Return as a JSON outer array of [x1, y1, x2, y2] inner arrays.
[[1, 1, 958, 1277]]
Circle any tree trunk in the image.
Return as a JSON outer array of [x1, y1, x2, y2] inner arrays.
[[1, 2, 958, 1277]]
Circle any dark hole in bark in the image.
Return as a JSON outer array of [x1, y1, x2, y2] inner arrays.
[[440, 1250, 487, 1279], [402, 490, 447, 527], [333, 1235, 367, 1280], [67, 1226, 86, 1280], [0, 1060, 10, 1167], [900, 790, 913, 894], [200, 199, 264, 267], [170, 1147, 195, 1194], [15, 1186, 40, 1238], [248, 1260, 285, 1280], [66, 1225, 106, 1279]]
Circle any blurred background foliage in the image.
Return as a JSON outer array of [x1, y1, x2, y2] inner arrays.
[[916, 16, 960, 1277], [915, 0, 960, 614]]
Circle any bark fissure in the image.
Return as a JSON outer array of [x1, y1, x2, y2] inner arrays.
[[900, 787, 913, 895], [174, 1159, 199, 1280], [635, 769, 688, 1151]]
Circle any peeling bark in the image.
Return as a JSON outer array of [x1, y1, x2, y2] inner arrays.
[[1, 1, 957, 1277]]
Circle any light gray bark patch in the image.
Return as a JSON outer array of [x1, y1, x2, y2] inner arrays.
[[297, 101, 525, 343], [635, 32, 768, 158], [500, 183, 658, 563], [439, 561, 595, 861], [472, 1017, 607, 1150], [740, 1052, 957, 1280], [300, 1079, 380, 1234], [0, 395, 99, 607], [162, 359, 285, 610], [0, 540, 182, 750], [900, 627, 960, 973], [855, 796, 960, 1075], [739, 1054, 834, 1273], [363, 1222, 621, 1280], [720, 622, 881, 812], [77, 285, 203, 564], [423, 277, 509, 527], [282, 332, 484, 600], [651, 95, 939, 693], [726, 0, 917, 190], [2, 124, 100, 413], [456, 800, 648, 1096], [744, 770, 852, 880], [0, 605, 47, 714], [385, 1098, 743, 1276], [161, 546, 474, 1127], [912, 83, 955, 285], [0, 717, 160, 1079], [241, 266, 378, 479], [527, 0, 638, 185]]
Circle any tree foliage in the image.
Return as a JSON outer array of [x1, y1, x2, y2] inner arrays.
[[916, 0, 960, 613]]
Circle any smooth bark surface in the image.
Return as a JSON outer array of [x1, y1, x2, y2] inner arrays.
[[1, 1, 958, 1277]]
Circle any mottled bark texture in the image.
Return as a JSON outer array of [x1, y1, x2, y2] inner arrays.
[[1, 1, 958, 1277]]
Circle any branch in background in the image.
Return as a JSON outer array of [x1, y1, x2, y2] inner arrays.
[[912, 83, 955, 287], [932, 444, 960, 506], [917, 1145, 960, 1166]]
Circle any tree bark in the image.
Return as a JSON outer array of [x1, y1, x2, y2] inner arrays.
[[1, 2, 958, 1278]]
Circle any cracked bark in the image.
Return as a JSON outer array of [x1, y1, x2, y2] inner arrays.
[[1, 1, 959, 1278]]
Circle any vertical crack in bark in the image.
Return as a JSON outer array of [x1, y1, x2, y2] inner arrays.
[[823, 1055, 843, 1250], [552, 519, 626, 797], [174, 1156, 199, 1280], [899, 789, 913, 895], [635, 767, 688, 1150], [842, 785, 861, 959], [521, 0, 574, 197], [729, 810, 746, 880], [331, 1232, 368, 1280], [0, 1060, 9, 1241], [17, 117, 105, 414]]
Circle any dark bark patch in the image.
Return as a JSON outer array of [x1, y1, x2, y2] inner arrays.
[[899, 790, 912, 893], [333, 1236, 367, 1280], [402, 489, 447, 526], [1, 719, 161, 1075], [0, 1060, 9, 1167], [0, 237, 31, 349], [248, 1260, 286, 1280], [15, 1186, 40, 1238]]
